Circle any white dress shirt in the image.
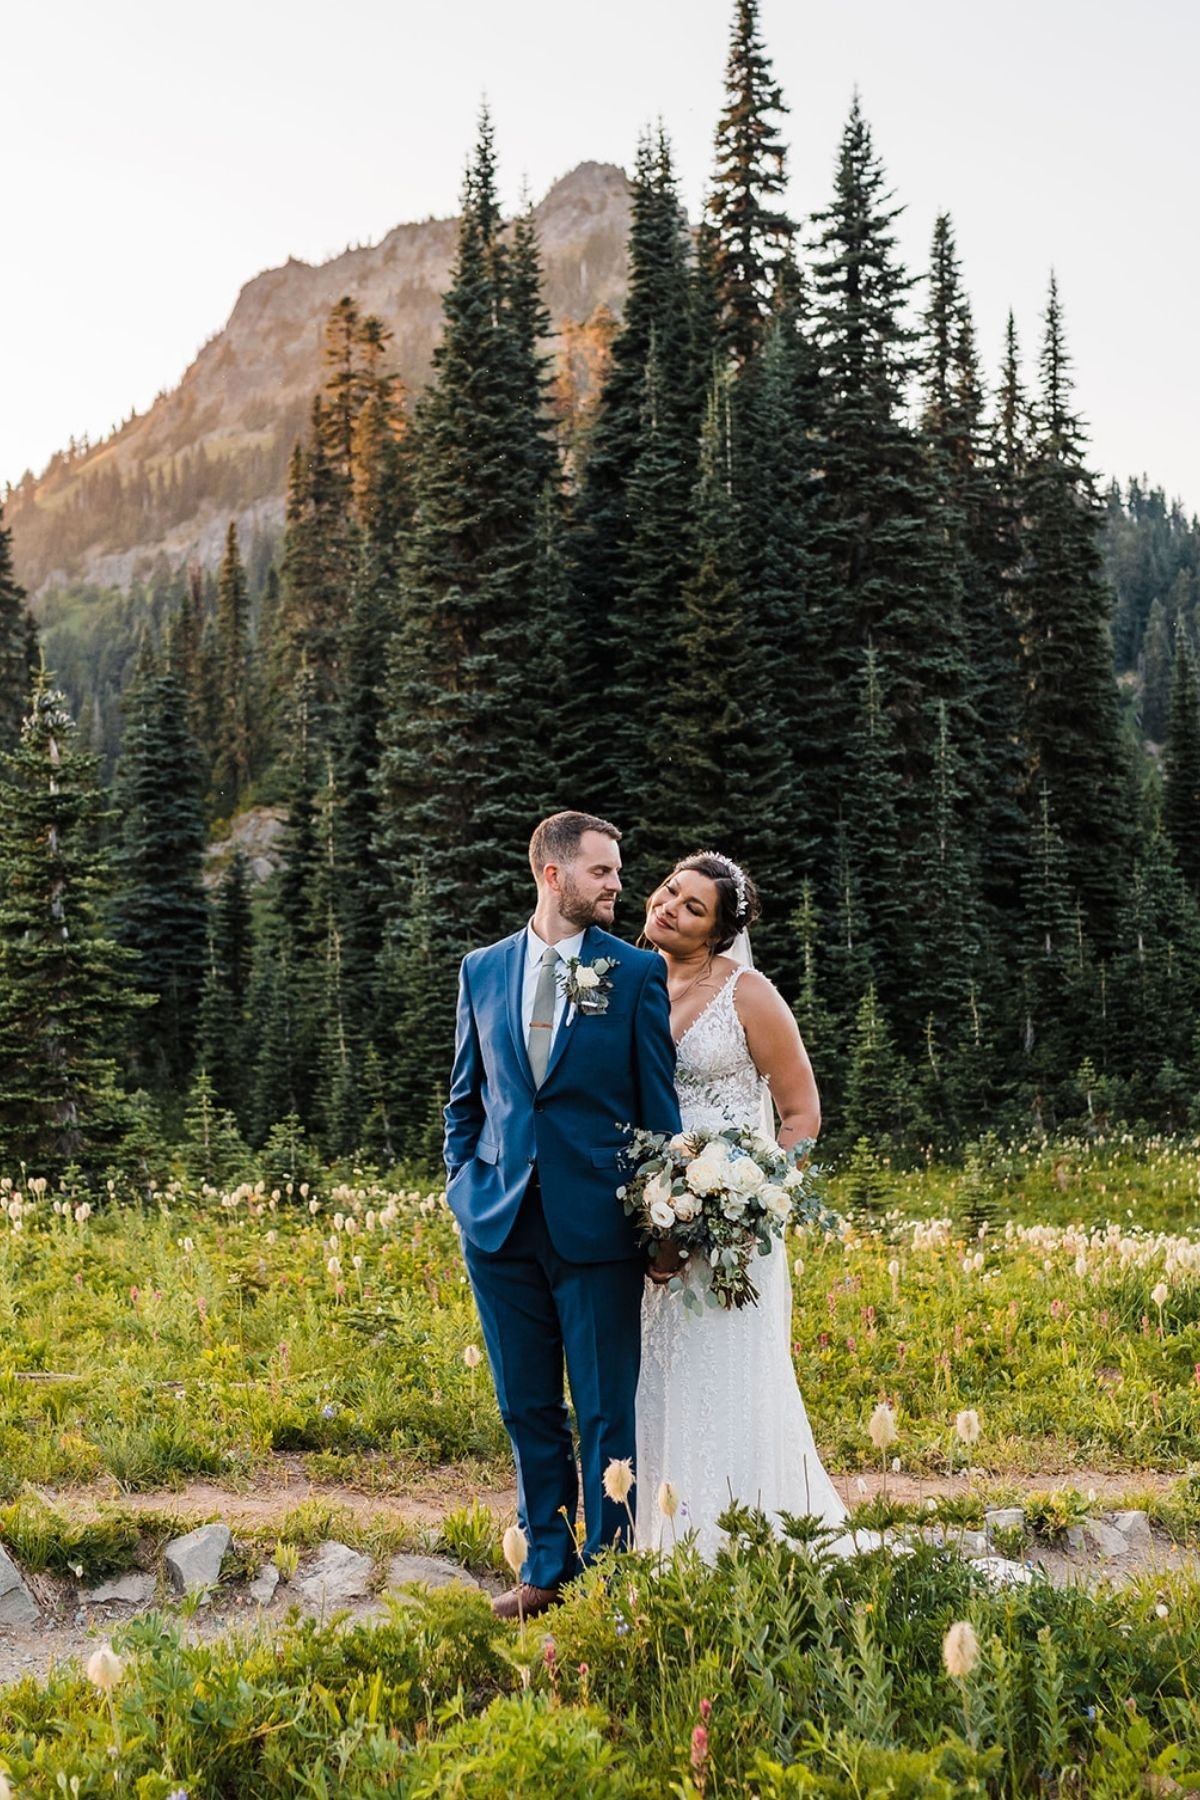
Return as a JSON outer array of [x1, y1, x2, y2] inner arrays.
[[522, 921, 586, 1055]]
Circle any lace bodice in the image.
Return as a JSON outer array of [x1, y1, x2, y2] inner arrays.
[[674, 967, 769, 1134]]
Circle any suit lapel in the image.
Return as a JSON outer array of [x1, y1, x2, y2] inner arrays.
[[503, 930, 535, 1089], [541, 925, 598, 1088]]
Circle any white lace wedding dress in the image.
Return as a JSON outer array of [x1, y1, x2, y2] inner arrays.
[[635, 967, 850, 1560]]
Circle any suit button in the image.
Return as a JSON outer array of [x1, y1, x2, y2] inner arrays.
[[534, 1101, 545, 1113]]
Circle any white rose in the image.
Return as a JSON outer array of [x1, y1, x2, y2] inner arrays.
[[722, 1193, 748, 1221], [649, 1198, 677, 1229], [783, 1166, 805, 1190], [686, 1145, 729, 1196], [643, 1172, 675, 1211], [672, 1192, 700, 1222], [668, 1133, 696, 1160], [761, 1183, 791, 1222], [727, 1155, 766, 1197], [573, 965, 601, 990]]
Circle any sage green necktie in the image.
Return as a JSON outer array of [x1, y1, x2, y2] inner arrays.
[[527, 944, 559, 1086]]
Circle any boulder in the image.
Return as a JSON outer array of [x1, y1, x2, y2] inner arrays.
[[164, 1523, 232, 1595], [984, 1507, 1025, 1536], [248, 1564, 280, 1606], [0, 1546, 38, 1626], [1111, 1509, 1151, 1549], [86, 1571, 156, 1607], [295, 1541, 374, 1608], [386, 1553, 482, 1593], [1082, 1518, 1129, 1560]]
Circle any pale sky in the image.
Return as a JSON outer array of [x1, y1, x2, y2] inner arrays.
[[3, 0, 1197, 513]]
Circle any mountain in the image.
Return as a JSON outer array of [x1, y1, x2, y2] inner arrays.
[[7, 162, 632, 599]]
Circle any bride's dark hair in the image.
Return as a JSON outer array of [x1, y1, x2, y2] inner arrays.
[[652, 851, 762, 955]]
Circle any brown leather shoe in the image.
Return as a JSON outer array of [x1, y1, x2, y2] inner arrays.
[[491, 1582, 562, 1622]]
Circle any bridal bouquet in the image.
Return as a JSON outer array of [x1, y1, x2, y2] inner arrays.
[[619, 1125, 836, 1312]]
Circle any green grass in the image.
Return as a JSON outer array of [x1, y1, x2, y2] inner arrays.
[[3, 1527, 1200, 1796], [0, 1136, 1198, 1497]]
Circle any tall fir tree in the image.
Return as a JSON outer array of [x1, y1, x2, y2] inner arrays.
[[1163, 624, 1200, 892], [1020, 275, 1131, 940], [727, 287, 827, 967], [569, 127, 701, 836], [704, 0, 796, 364], [195, 848, 254, 1122], [1017, 783, 1097, 1126], [212, 521, 252, 813], [1108, 833, 1200, 1117], [111, 665, 210, 1091], [808, 98, 969, 812], [376, 110, 560, 966], [0, 673, 141, 1169], [919, 217, 1025, 915], [1139, 596, 1173, 743], [906, 701, 988, 1132], [0, 505, 37, 750], [334, 327, 413, 1044]]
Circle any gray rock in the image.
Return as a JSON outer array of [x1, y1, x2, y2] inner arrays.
[[954, 1530, 989, 1557], [969, 1555, 1034, 1587], [295, 1541, 374, 1608], [1083, 1519, 1129, 1560], [1111, 1509, 1151, 1548], [164, 1523, 232, 1596], [86, 1571, 156, 1606], [1065, 1523, 1087, 1553], [0, 1545, 38, 1626], [386, 1553, 482, 1593], [248, 1564, 280, 1606], [984, 1507, 1025, 1535]]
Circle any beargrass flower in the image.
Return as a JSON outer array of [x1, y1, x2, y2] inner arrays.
[[463, 1345, 483, 1369], [942, 1620, 979, 1680], [87, 1644, 124, 1692], [657, 1480, 680, 1519], [502, 1524, 528, 1577], [0, 1771, 11, 1800], [868, 1402, 898, 1450], [1152, 1281, 1169, 1309], [955, 1408, 982, 1446], [603, 1458, 635, 1505]]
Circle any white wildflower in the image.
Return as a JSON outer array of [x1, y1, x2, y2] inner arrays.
[[867, 1402, 898, 1451], [942, 1620, 979, 1680]]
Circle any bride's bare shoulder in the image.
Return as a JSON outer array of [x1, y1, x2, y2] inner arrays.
[[731, 968, 789, 1020]]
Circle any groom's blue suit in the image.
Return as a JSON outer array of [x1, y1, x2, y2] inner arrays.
[[444, 923, 681, 1587]]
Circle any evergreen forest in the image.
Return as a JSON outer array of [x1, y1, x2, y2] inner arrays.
[[3, 0, 1200, 1182]]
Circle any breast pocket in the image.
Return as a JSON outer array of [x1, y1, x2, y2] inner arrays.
[[475, 1140, 500, 1166], [588, 1145, 628, 1169]]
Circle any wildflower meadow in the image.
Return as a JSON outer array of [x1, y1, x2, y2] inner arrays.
[[1, 1133, 1200, 1793]]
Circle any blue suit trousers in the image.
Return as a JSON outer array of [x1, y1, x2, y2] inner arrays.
[[463, 1174, 644, 1589]]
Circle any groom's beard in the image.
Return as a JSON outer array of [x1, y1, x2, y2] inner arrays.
[[559, 874, 617, 930]]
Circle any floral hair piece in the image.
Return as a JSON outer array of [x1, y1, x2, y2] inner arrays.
[[691, 851, 749, 925]]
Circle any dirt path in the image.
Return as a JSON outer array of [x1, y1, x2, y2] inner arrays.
[[1, 1462, 1196, 1690], [45, 1454, 519, 1531]]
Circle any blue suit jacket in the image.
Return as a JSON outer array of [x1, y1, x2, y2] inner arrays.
[[443, 924, 682, 1262]]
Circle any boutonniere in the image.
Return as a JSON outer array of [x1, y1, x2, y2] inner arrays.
[[558, 956, 619, 1015]]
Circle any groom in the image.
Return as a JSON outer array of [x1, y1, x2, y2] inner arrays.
[[444, 810, 681, 1618]]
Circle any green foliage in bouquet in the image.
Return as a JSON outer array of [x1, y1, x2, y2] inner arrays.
[[621, 1125, 838, 1312]]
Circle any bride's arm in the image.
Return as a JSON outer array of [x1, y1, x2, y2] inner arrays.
[[735, 973, 821, 1149]]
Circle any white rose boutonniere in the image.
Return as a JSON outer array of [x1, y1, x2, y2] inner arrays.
[[558, 955, 619, 1014]]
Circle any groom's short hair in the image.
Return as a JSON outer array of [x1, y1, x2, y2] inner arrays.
[[529, 810, 622, 876]]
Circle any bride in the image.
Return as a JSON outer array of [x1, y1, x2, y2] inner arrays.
[[635, 850, 850, 1559]]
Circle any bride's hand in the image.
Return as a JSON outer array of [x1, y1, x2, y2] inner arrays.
[[647, 1241, 684, 1285]]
